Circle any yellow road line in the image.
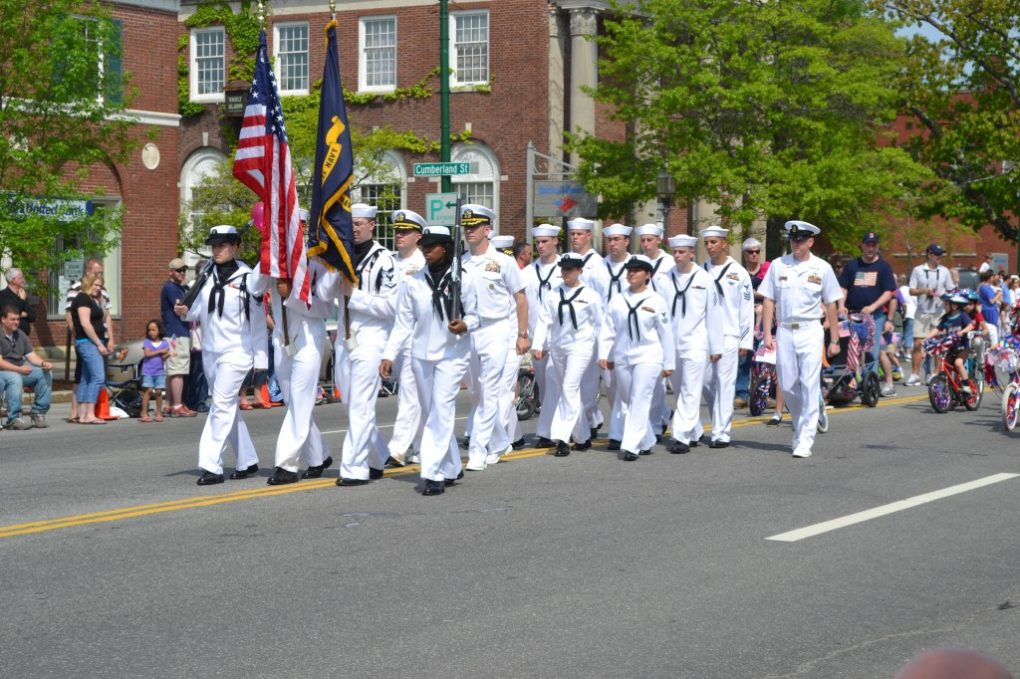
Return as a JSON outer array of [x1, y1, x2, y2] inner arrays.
[[0, 392, 931, 540]]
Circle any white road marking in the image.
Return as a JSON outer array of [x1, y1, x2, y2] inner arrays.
[[767, 473, 1020, 542], [320, 416, 468, 436]]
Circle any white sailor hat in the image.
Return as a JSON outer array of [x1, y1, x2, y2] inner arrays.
[[298, 208, 310, 223], [635, 223, 664, 238], [460, 204, 495, 226], [603, 223, 632, 237], [351, 203, 378, 219], [559, 253, 585, 269], [490, 235, 514, 249], [784, 220, 821, 237], [419, 226, 453, 247], [205, 224, 241, 245], [531, 223, 561, 238], [699, 225, 729, 239], [624, 254, 655, 272], [566, 217, 594, 232], [392, 209, 428, 231], [668, 234, 697, 249]]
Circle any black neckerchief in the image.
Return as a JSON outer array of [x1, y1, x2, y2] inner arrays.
[[355, 242, 388, 292], [535, 261, 559, 303], [425, 263, 458, 321], [209, 260, 239, 318], [353, 239, 373, 267], [670, 269, 697, 317], [706, 260, 733, 298], [557, 286, 584, 329], [624, 294, 650, 340], [606, 259, 626, 300]]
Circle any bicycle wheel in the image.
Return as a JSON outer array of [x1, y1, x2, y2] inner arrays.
[[817, 388, 829, 434], [928, 373, 953, 413], [749, 366, 769, 416], [862, 372, 880, 408], [516, 372, 538, 421], [1002, 383, 1020, 431], [963, 377, 983, 411]]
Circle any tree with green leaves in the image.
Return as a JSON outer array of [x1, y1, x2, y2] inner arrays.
[[876, 0, 1020, 246], [570, 0, 936, 256], [0, 1, 133, 276]]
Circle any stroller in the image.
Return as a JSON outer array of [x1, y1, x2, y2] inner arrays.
[[821, 313, 881, 408], [106, 345, 144, 418]]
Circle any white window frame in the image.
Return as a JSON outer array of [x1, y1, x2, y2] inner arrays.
[[180, 148, 229, 264], [450, 10, 489, 87], [358, 16, 397, 93], [451, 143, 499, 228], [355, 150, 405, 250], [189, 27, 225, 103], [73, 16, 105, 105], [273, 21, 309, 96]]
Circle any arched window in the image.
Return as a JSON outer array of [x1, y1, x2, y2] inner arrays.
[[451, 143, 500, 230], [355, 150, 405, 250], [179, 148, 227, 263]]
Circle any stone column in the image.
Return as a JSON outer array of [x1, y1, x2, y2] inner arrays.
[[568, 7, 598, 165], [548, 5, 566, 160]]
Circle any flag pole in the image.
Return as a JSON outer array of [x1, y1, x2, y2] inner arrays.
[[329, 0, 351, 341]]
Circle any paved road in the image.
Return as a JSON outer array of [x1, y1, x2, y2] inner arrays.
[[2, 389, 1019, 678]]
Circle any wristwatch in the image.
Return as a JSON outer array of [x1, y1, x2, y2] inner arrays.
[[518, 332, 529, 338]]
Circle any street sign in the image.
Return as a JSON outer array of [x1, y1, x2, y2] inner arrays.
[[533, 180, 597, 218], [425, 192, 459, 225], [413, 162, 472, 177]]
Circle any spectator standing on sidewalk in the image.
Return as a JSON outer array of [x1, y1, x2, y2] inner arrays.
[[160, 258, 197, 417], [735, 238, 769, 408], [907, 244, 954, 385], [896, 274, 916, 360], [978, 269, 1002, 345], [0, 268, 36, 339], [837, 231, 898, 396]]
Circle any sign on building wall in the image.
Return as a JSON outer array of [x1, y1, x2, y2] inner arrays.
[[533, 181, 597, 218]]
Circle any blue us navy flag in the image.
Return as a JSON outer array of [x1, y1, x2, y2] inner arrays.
[[307, 19, 357, 283]]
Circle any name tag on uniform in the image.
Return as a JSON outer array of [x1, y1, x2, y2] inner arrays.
[[485, 260, 502, 273], [807, 274, 822, 285], [693, 284, 705, 290], [641, 306, 655, 313], [726, 273, 740, 282], [779, 276, 788, 282]]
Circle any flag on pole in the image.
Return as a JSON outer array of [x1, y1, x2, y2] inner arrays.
[[233, 30, 310, 303], [307, 19, 358, 283]]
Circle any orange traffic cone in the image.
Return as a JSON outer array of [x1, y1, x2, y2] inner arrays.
[[96, 388, 117, 420], [259, 383, 271, 405], [334, 386, 341, 401]]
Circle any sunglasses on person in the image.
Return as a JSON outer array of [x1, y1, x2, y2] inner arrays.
[[745, 250, 761, 254], [174, 267, 188, 273]]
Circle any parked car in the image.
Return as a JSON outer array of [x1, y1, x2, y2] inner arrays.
[[954, 266, 979, 291]]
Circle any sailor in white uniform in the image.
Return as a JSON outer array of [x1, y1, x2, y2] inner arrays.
[[332, 203, 398, 486], [176, 225, 268, 486], [760, 220, 841, 458], [592, 223, 633, 450], [381, 226, 479, 496], [566, 217, 605, 435], [598, 255, 675, 461], [522, 224, 563, 448], [659, 235, 722, 454], [635, 223, 673, 434], [489, 233, 524, 448], [460, 204, 529, 471], [532, 253, 602, 456], [386, 210, 428, 467], [699, 225, 754, 448]]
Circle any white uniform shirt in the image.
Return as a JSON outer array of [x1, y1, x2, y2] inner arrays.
[[532, 282, 602, 352], [523, 258, 563, 335], [659, 264, 723, 357], [382, 267, 480, 362], [338, 242, 398, 339], [908, 263, 953, 316], [571, 248, 604, 291], [591, 256, 630, 303], [758, 253, 842, 322], [461, 247, 524, 321], [598, 288, 675, 369], [248, 258, 338, 339], [647, 250, 673, 293], [184, 260, 268, 368], [395, 249, 426, 278], [704, 256, 755, 351]]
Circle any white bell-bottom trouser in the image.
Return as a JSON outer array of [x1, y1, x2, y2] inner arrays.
[[414, 356, 468, 482], [616, 362, 661, 454], [549, 345, 593, 444], [670, 350, 708, 445], [702, 342, 739, 443], [272, 324, 330, 472], [199, 350, 259, 475], [388, 347, 423, 457], [467, 319, 513, 466], [776, 323, 824, 455], [533, 353, 561, 440], [335, 338, 389, 481]]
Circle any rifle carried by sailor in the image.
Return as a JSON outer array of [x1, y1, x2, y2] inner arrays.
[[449, 194, 465, 321]]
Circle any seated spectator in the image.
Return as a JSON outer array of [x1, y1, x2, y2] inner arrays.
[[0, 305, 52, 429], [0, 268, 36, 339]]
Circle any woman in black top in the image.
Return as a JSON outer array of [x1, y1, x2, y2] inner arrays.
[[71, 273, 110, 424]]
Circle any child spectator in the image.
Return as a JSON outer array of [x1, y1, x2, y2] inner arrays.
[[140, 319, 170, 422]]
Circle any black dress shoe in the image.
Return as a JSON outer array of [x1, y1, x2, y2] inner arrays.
[[554, 441, 571, 457], [337, 477, 369, 486], [667, 439, 690, 454], [301, 456, 333, 479], [459, 436, 470, 449], [444, 471, 465, 486], [511, 437, 526, 450], [607, 439, 621, 451], [639, 449, 653, 456], [590, 424, 601, 439], [229, 464, 258, 480], [573, 439, 592, 451], [422, 479, 445, 496], [267, 467, 299, 485], [196, 470, 224, 486], [369, 467, 385, 480], [622, 451, 640, 461], [535, 437, 555, 448], [708, 440, 730, 449]]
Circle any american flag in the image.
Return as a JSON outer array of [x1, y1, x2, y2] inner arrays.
[[233, 30, 310, 305]]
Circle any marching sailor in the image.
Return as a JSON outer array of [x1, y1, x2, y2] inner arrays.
[[660, 235, 722, 454], [332, 203, 398, 486], [699, 225, 754, 448], [635, 223, 673, 434], [593, 223, 633, 450], [760, 220, 841, 458], [489, 234, 525, 448], [381, 226, 479, 496], [386, 209, 428, 467], [532, 253, 602, 456], [598, 255, 675, 461], [522, 224, 563, 448], [566, 217, 605, 436], [176, 225, 268, 485], [460, 205, 529, 471]]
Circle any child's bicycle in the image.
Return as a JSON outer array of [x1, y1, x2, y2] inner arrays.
[[749, 342, 829, 433], [923, 334, 982, 413], [988, 338, 1020, 430]]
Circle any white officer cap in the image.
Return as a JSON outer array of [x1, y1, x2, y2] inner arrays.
[[668, 234, 697, 249], [298, 208, 310, 223], [391, 209, 428, 231], [784, 220, 821, 237], [460, 204, 495, 226], [351, 203, 378, 219], [635, 223, 664, 238], [531, 223, 561, 238], [490, 235, 514, 249], [567, 217, 594, 232], [603, 223, 632, 237], [624, 254, 655, 272], [699, 225, 729, 239]]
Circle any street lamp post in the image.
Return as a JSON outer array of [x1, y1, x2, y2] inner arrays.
[[657, 171, 676, 231]]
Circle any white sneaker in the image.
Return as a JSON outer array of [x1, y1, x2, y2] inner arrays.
[[792, 447, 813, 458], [407, 452, 421, 465], [880, 384, 896, 397], [904, 375, 921, 386], [485, 452, 502, 465], [465, 459, 487, 472]]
